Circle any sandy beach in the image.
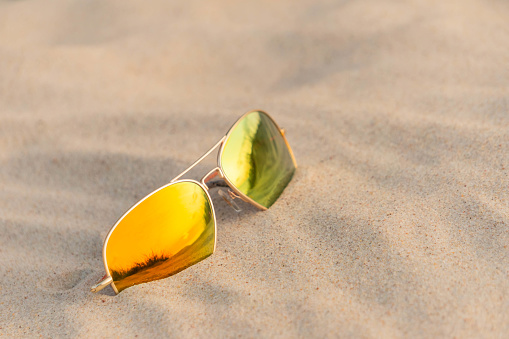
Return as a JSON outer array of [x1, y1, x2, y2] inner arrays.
[[1, 0, 508, 337]]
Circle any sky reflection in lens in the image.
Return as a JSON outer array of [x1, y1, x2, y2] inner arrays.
[[105, 181, 215, 292]]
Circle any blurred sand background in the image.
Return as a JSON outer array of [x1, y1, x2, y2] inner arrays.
[[1, 0, 508, 337]]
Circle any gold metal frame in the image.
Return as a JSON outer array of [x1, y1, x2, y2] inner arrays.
[[91, 110, 296, 294]]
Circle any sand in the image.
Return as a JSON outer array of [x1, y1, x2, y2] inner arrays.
[[1, 0, 508, 337]]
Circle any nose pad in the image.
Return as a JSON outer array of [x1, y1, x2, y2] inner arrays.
[[218, 189, 242, 212]]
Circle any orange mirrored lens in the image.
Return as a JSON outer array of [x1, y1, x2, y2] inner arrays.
[[105, 181, 215, 292], [221, 111, 296, 208]]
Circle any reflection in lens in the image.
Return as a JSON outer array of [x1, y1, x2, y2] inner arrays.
[[221, 111, 296, 208], [105, 181, 215, 292]]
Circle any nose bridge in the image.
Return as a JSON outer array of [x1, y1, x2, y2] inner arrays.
[[170, 136, 226, 184], [202, 167, 243, 213], [201, 167, 223, 189]]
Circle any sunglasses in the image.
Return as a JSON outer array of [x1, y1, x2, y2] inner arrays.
[[90, 110, 297, 294]]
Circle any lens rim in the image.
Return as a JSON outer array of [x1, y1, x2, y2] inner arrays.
[[217, 110, 297, 211], [100, 179, 216, 294]]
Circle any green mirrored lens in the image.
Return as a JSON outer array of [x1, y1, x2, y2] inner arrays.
[[105, 181, 215, 292], [221, 111, 296, 208]]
